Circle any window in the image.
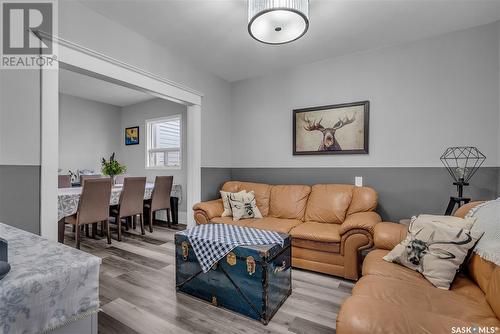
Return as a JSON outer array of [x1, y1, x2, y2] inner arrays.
[[146, 115, 182, 168]]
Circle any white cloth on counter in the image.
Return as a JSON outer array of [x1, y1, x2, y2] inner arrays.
[[0, 223, 101, 334]]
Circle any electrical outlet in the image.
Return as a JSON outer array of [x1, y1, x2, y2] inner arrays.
[[355, 176, 363, 187]]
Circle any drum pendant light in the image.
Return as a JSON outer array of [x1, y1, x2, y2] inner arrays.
[[248, 0, 309, 45]]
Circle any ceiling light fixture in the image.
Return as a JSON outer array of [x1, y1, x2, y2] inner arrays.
[[248, 0, 309, 45]]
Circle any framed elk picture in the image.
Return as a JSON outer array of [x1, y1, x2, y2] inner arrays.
[[293, 101, 369, 155]]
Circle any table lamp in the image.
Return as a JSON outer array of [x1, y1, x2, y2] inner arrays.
[[440, 146, 486, 215]]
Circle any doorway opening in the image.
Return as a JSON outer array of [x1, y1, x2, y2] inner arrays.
[[39, 33, 202, 241]]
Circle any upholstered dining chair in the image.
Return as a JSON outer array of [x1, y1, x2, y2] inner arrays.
[[58, 174, 71, 188], [110, 177, 146, 241], [144, 176, 173, 232], [80, 174, 102, 185], [64, 178, 112, 249]]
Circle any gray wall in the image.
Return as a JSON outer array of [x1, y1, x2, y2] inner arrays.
[[59, 93, 122, 173], [120, 98, 188, 212], [230, 22, 500, 168], [196, 22, 500, 222], [0, 166, 40, 234], [60, 1, 232, 168], [498, 169, 500, 197], [0, 70, 41, 233], [202, 167, 499, 222], [201, 167, 232, 201]]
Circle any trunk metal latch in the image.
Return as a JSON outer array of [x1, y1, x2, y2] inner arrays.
[[246, 256, 256, 275], [181, 241, 189, 261], [226, 252, 237, 266]]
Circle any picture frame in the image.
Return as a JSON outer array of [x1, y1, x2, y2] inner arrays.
[[125, 126, 140, 145], [293, 101, 369, 155]]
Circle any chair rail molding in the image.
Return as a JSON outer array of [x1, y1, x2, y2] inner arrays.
[[38, 31, 203, 240]]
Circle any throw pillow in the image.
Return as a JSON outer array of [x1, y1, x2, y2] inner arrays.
[[383, 215, 480, 289], [228, 191, 263, 221], [417, 214, 476, 230], [220, 190, 246, 217]]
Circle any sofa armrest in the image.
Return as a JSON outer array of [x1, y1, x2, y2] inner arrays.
[[374, 222, 408, 250], [193, 199, 224, 224], [453, 201, 484, 218], [339, 211, 381, 236]]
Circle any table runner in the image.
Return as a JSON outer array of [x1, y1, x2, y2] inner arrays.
[[58, 183, 182, 220], [0, 223, 101, 334], [184, 224, 284, 273]]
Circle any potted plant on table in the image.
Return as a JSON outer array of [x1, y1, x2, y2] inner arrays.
[[101, 153, 127, 185]]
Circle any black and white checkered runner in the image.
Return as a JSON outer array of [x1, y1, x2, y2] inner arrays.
[[184, 224, 284, 273]]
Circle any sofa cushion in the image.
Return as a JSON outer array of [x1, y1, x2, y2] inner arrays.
[[304, 184, 353, 223], [268, 185, 311, 220], [346, 186, 378, 215], [468, 254, 497, 294], [221, 181, 240, 193], [362, 249, 433, 287], [451, 274, 491, 301], [221, 181, 272, 216], [238, 182, 272, 216], [337, 294, 500, 334], [210, 216, 302, 234], [352, 275, 498, 323], [487, 266, 500, 319], [290, 221, 341, 243]]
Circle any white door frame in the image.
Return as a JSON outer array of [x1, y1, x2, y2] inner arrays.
[[39, 33, 203, 240]]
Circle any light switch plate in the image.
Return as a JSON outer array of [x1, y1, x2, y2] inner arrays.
[[355, 176, 363, 187]]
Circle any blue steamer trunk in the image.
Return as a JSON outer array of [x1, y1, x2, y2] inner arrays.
[[175, 232, 292, 325]]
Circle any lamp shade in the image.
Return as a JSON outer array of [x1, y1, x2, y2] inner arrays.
[[440, 146, 486, 183], [248, 0, 309, 45]]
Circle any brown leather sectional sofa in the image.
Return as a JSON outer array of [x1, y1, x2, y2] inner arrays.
[[337, 202, 500, 333], [193, 181, 381, 280]]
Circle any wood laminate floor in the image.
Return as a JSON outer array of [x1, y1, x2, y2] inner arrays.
[[64, 223, 353, 334]]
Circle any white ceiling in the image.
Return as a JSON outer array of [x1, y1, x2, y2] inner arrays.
[[80, 0, 500, 82], [59, 68, 155, 107]]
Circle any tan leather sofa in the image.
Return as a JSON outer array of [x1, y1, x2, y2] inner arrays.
[[336, 202, 500, 333], [193, 181, 381, 280]]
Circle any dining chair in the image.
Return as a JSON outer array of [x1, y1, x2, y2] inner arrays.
[[58, 174, 71, 188], [80, 174, 102, 185], [144, 176, 173, 232], [64, 178, 112, 249], [110, 177, 146, 241]]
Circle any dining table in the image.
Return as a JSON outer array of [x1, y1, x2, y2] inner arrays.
[[57, 182, 182, 242]]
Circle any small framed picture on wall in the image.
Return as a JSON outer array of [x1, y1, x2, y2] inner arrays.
[[293, 101, 369, 155], [125, 126, 140, 145]]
